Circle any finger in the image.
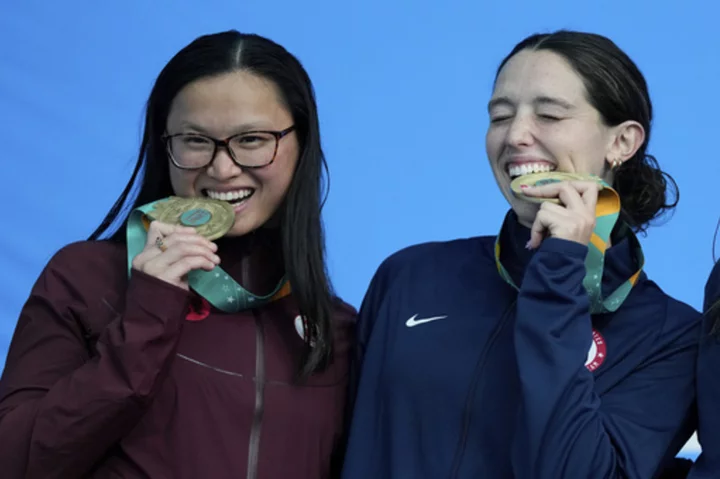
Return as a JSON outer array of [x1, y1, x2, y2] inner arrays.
[[566, 180, 601, 195], [537, 195, 596, 245], [134, 228, 219, 275], [540, 200, 573, 217], [520, 182, 566, 198], [525, 180, 599, 212], [148, 242, 220, 271], [160, 233, 218, 253], [521, 179, 599, 196], [572, 180, 600, 210], [145, 221, 197, 248], [134, 232, 211, 268], [163, 255, 219, 281], [528, 209, 554, 250], [131, 246, 163, 270], [556, 182, 586, 211]]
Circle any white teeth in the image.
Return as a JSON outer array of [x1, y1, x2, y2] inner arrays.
[[205, 189, 254, 202], [507, 163, 555, 178]]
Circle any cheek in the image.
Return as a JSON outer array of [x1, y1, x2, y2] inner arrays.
[[565, 140, 607, 174], [257, 155, 297, 196], [546, 125, 607, 168], [485, 128, 502, 158], [169, 167, 197, 196]]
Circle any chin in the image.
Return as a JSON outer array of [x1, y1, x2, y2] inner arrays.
[[225, 212, 277, 238], [223, 215, 257, 237], [510, 200, 539, 228], [225, 223, 258, 238]]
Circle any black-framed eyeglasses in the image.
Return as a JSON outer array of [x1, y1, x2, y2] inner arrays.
[[162, 125, 296, 170]]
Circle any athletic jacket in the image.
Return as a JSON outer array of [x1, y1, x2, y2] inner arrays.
[[688, 260, 720, 478], [342, 212, 701, 479], [0, 238, 355, 479]]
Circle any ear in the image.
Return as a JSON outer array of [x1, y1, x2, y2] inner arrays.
[[605, 120, 645, 167]]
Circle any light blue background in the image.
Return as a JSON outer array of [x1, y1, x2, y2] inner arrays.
[[1, 0, 717, 458]]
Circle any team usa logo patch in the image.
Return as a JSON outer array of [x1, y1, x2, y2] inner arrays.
[[585, 329, 607, 372]]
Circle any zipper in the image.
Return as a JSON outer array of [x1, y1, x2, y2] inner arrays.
[[246, 313, 266, 479], [448, 300, 516, 478]]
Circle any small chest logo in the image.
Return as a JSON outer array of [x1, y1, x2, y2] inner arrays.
[[585, 329, 607, 372]]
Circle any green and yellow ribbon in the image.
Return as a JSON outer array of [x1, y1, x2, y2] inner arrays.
[[126, 197, 290, 312], [495, 177, 644, 314]]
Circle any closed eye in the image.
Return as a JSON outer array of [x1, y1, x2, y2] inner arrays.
[[490, 116, 512, 123]]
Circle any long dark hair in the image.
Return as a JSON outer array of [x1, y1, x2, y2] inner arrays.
[[496, 30, 679, 234], [89, 30, 336, 378]]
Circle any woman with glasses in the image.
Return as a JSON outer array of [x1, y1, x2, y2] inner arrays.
[[0, 30, 355, 479], [688, 259, 720, 478], [342, 30, 701, 479]]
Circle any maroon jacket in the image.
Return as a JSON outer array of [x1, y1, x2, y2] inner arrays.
[[0, 240, 356, 478]]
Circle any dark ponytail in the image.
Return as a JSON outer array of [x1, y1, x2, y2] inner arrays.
[[613, 153, 679, 233]]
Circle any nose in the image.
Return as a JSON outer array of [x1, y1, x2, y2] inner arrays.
[[505, 112, 535, 148], [206, 147, 242, 179]]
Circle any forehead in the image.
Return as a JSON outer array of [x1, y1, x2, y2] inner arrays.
[[167, 71, 289, 132], [492, 49, 588, 104]]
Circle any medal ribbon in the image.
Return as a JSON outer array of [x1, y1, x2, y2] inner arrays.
[[126, 198, 290, 312], [494, 179, 644, 314]]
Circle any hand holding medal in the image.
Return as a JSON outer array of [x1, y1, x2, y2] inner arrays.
[[496, 170, 643, 314], [126, 196, 287, 311], [130, 197, 234, 290], [510, 172, 604, 249]]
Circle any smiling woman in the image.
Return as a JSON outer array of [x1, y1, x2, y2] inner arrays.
[[341, 29, 701, 479], [486, 38, 678, 234], [165, 71, 299, 236], [0, 30, 356, 479]]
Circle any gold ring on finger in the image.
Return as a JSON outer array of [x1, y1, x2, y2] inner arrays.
[[155, 236, 167, 252]]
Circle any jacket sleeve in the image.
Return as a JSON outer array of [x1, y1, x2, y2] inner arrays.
[[689, 261, 720, 478], [511, 238, 700, 479], [0, 246, 191, 479], [345, 257, 393, 423]]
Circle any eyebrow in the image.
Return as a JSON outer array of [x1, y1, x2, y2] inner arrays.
[[487, 95, 575, 112], [175, 120, 274, 134]]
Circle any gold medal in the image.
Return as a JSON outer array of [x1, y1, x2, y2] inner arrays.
[[510, 172, 605, 204], [145, 196, 236, 240]]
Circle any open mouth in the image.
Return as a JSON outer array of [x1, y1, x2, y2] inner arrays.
[[203, 188, 255, 207], [507, 162, 556, 181]]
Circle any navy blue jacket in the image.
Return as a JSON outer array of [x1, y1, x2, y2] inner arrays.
[[342, 214, 701, 478], [688, 260, 720, 478]]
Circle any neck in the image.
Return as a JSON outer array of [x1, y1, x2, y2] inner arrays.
[[518, 217, 533, 229], [216, 228, 284, 296]]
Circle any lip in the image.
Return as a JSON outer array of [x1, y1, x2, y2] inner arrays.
[[231, 195, 253, 214]]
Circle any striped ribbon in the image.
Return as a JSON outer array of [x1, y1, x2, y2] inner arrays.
[[126, 198, 291, 312], [494, 180, 644, 314]]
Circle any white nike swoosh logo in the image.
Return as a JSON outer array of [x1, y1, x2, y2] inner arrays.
[[405, 314, 448, 327]]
